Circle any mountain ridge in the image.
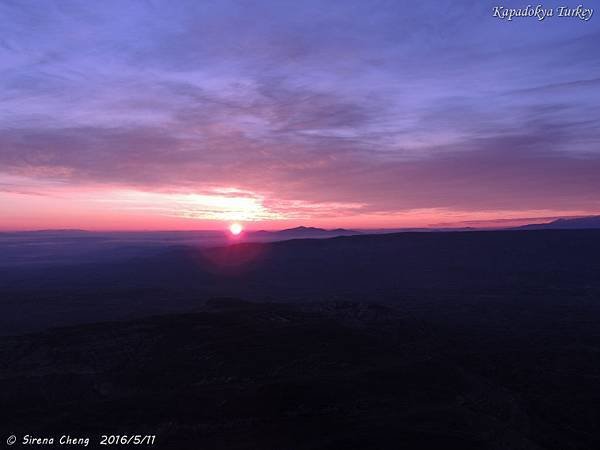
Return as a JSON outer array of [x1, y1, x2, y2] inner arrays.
[[514, 215, 600, 230]]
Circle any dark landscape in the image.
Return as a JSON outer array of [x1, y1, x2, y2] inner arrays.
[[2, 229, 600, 449]]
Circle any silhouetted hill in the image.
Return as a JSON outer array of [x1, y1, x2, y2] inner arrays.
[[3, 229, 600, 295], [2, 229, 600, 334], [515, 215, 600, 230]]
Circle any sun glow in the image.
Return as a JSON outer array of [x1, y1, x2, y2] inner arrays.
[[229, 222, 243, 235]]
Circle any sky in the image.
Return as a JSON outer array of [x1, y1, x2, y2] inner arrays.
[[1, 0, 599, 230]]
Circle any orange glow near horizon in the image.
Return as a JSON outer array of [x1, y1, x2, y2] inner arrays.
[[1, 184, 598, 232]]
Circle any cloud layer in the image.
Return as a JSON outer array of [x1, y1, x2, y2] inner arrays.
[[1, 0, 599, 229]]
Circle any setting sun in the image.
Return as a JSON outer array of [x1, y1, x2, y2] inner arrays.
[[229, 223, 243, 235]]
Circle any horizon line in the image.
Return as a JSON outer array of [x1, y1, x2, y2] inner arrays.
[[0, 216, 590, 234]]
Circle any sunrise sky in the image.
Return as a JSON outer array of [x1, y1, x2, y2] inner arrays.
[[1, 1, 599, 231]]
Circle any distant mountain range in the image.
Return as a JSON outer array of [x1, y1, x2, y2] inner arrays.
[[247, 226, 361, 241], [4, 216, 600, 241], [514, 215, 600, 230]]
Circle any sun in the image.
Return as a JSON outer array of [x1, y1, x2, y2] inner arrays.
[[229, 223, 243, 236]]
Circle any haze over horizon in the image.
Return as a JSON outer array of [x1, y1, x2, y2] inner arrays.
[[1, 0, 599, 230], [2, 215, 599, 233]]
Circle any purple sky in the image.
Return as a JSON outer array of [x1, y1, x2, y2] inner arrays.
[[1, 0, 599, 230]]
